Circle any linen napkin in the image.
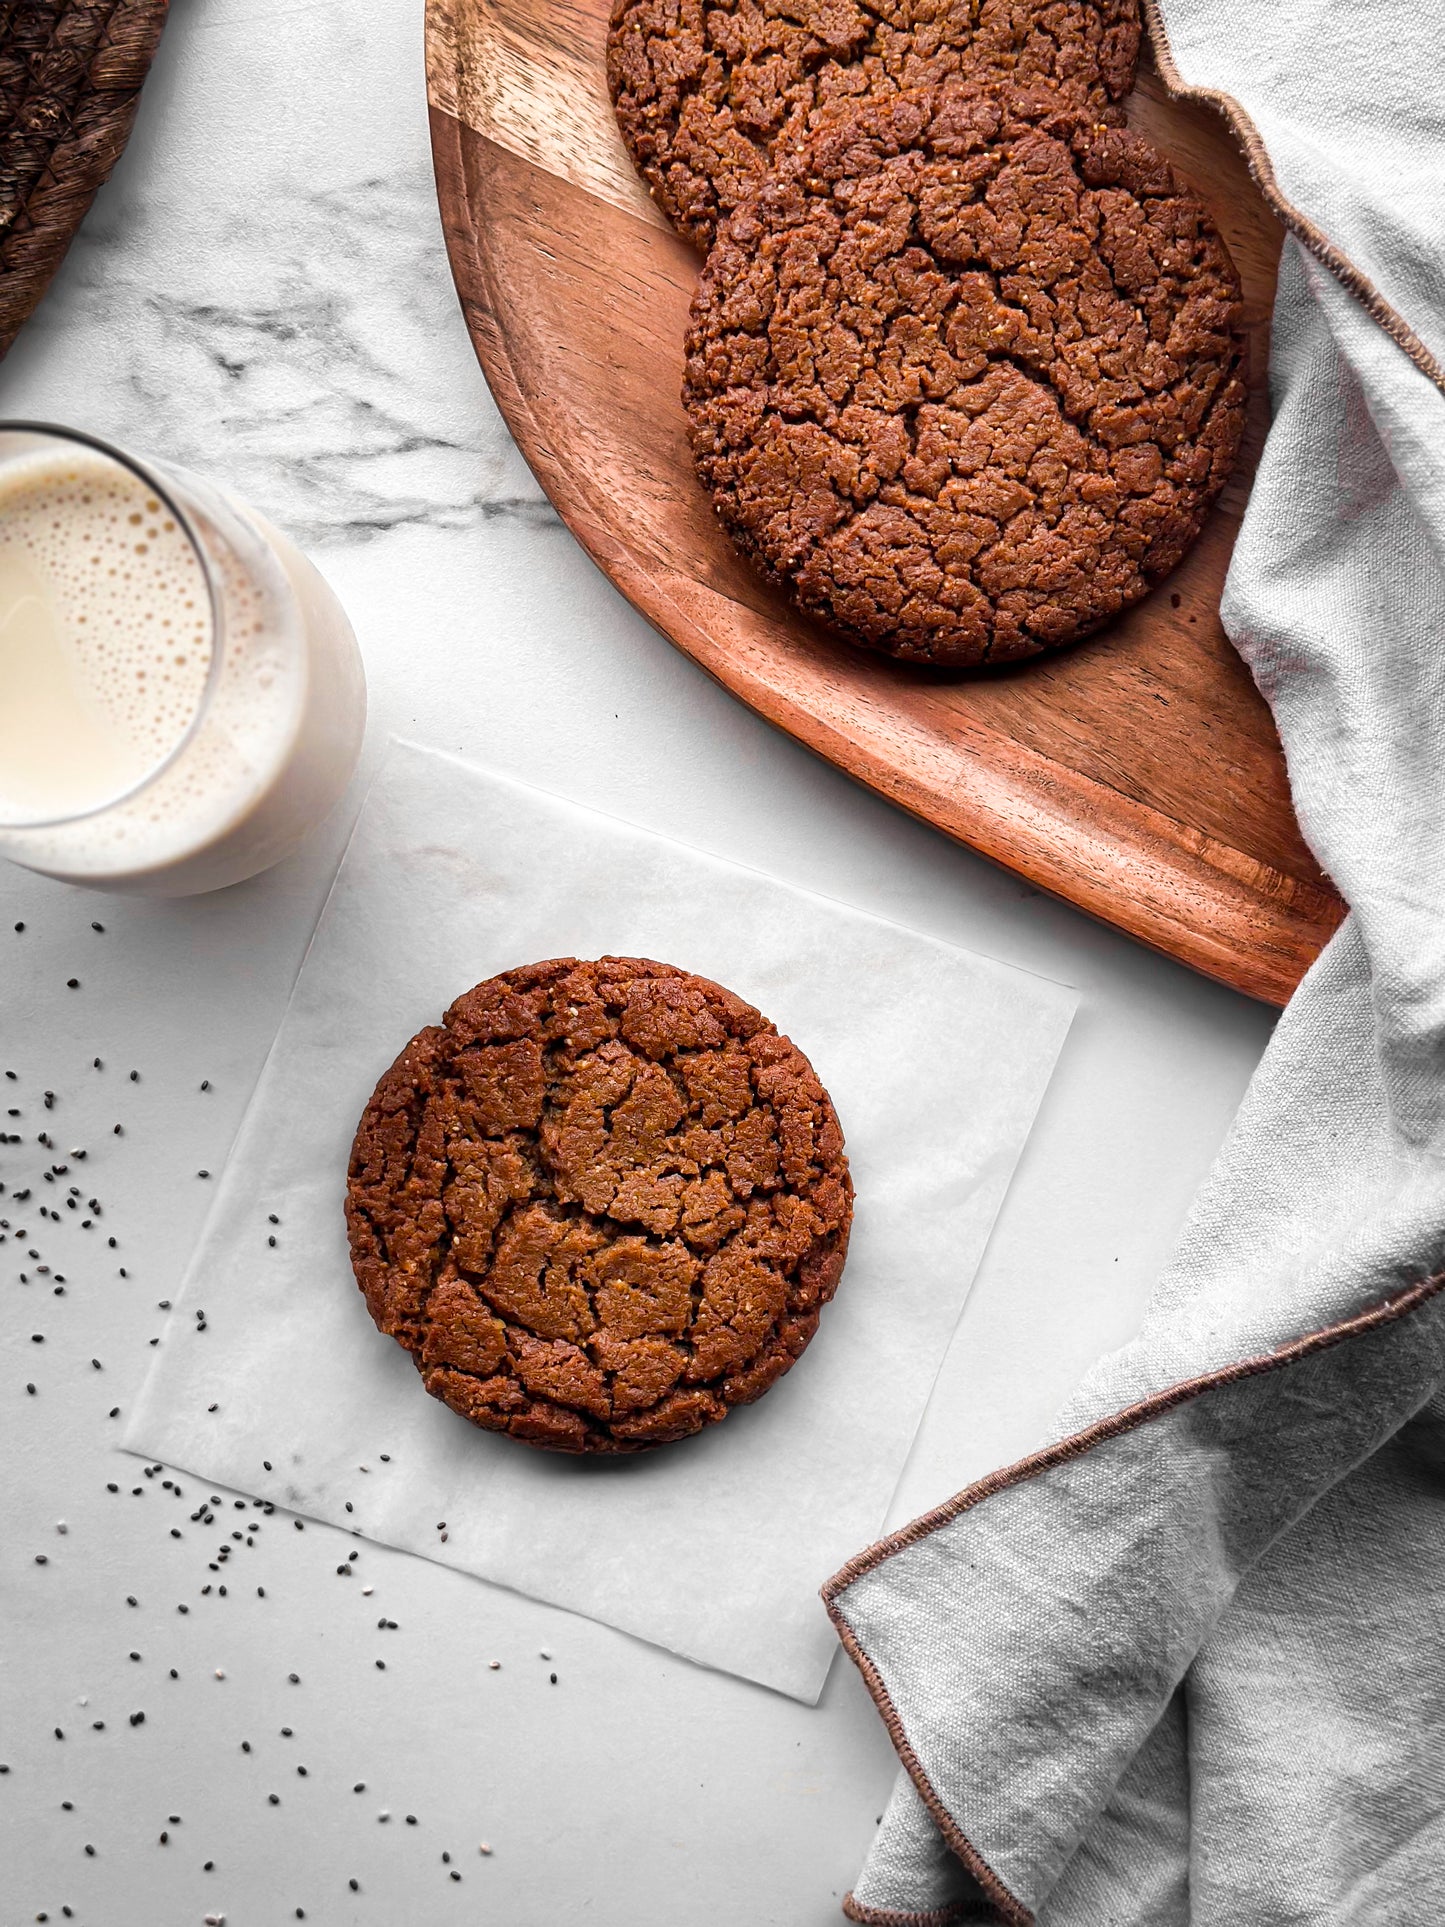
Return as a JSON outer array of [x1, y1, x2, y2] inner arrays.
[[125, 740, 1075, 1703], [829, 2, 1445, 1919]]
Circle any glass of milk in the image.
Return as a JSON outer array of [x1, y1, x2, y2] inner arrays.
[[0, 422, 366, 894]]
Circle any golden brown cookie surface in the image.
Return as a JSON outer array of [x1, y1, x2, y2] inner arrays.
[[607, 0, 1141, 248], [682, 82, 1247, 667], [346, 958, 853, 1453]]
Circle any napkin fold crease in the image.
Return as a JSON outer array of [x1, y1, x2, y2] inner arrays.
[[827, 4, 1445, 1920]]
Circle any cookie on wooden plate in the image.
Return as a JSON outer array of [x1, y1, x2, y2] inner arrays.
[[683, 81, 1247, 667], [607, 0, 1141, 248], [346, 957, 853, 1454]]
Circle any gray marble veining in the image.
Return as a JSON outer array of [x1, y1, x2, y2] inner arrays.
[[0, 0, 550, 547]]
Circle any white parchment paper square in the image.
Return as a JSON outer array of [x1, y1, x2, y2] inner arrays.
[[126, 740, 1075, 1700]]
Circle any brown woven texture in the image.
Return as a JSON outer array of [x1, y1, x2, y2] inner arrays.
[[0, 0, 168, 360]]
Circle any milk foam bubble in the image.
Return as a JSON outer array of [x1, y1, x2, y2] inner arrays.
[[0, 435, 364, 893], [0, 448, 213, 821]]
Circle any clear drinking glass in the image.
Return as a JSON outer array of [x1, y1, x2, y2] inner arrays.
[[0, 422, 366, 894]]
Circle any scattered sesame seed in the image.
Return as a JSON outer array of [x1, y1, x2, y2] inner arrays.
[[479, 1843, 492, 1855]]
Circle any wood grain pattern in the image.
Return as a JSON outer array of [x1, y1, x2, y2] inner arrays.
[[426, 0, 1345, 1004]]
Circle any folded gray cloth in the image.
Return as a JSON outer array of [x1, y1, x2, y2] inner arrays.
[[826, 5, 1445, 1920]]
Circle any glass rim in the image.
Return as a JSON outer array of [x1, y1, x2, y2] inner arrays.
[[0, 419, 226, 832]]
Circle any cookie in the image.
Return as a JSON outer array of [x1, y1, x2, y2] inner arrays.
[[607, 0, 1141, 248], [346, 957, 853, 1454], [682, 82, 1247, 667]]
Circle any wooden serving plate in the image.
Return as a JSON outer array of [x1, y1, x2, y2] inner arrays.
[[426, 1, 1344, 1005]]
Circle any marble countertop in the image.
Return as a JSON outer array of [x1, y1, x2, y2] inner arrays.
[[0, 3, 1275, 1922]]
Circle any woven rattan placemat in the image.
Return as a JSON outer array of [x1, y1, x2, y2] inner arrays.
[[0, 0, 168, 360]]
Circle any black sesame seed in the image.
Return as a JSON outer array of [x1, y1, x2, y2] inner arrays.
[[268, 1793, 280, 1805], [129, 1070, 139, 1081], [129, 1712, 145, 1727], [66, 979, 79, 989], [349, 1880, 359, 1892], [241, 1741, 251, 1752], [201, 1080, 210, 1091]]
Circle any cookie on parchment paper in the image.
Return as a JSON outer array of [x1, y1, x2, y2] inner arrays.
[[346, 957, 853, 1455], [607, 0, 1141, 249], [682, 82, 1247, 667]]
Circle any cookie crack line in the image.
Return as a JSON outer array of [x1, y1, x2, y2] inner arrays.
[[345, 959, 854, 1455], [608, 0, 1142, 247], [683, 79, 1246, 669]]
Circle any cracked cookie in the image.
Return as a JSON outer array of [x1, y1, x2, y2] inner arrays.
[[607, 0, 1141, 248], [346, 957, 853, 1454], [682, 81, 1247, 666]]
